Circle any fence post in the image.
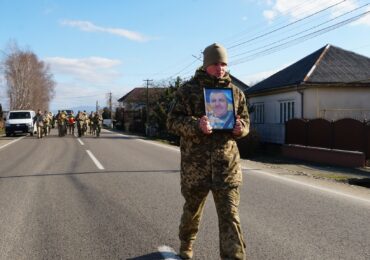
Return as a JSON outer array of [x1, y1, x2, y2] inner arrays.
[[330, 120, 334, 150], [365, 120, 369, 159]]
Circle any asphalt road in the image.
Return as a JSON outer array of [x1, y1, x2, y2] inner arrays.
[[0, 129, 369, 260]]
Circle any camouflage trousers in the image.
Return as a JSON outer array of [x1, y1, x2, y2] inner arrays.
[[179, 186, 246, 260]]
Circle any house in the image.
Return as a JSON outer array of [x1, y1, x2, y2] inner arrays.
[[117, 87, 167, 133], [246, 44, 370, 144], [117, 75, 249, 134]]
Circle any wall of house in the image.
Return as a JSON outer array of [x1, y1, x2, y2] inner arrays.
[[248, 86, 370, 144], [249, 91, 302, 124], [248, 90, 302, 144], [303, 86, 370, 121]]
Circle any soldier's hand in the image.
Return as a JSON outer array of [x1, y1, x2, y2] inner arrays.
[[232, 115, 243, 136], [199, 115, 212, 135]]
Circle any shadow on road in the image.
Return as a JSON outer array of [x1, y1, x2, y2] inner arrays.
[[0, 169, 180, 180], [126, 251, 180, 260]]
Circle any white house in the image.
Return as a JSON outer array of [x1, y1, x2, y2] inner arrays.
[[246, 44, 370, 144]]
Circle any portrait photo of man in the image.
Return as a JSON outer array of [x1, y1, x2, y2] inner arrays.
[[204, 88, 236, 130]]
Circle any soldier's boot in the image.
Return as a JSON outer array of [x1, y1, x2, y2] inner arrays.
[[179, 241, 193, 259]]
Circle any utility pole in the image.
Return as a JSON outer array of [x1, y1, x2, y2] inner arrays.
[[143, 79, 153, 135], [96, 100, 99, 113], [109, 92, 113, 128]]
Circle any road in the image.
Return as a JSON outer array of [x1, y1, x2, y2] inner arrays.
[[0, 129, 369, 260]]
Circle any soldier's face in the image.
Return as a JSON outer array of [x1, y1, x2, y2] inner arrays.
[[210, 92, 228, 117], [206, 63, 227, 78]]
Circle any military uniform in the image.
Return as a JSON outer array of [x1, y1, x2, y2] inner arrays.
[[43, 111, 51, 136], [57, 111, 67, 136], [167, 67, 250, 259], [92, 113, 103, 136], [34, 112, 45, 138]]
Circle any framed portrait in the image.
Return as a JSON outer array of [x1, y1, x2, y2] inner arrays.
[[203, 87, 236, 131]]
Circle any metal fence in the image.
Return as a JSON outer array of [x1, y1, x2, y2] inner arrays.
[[286, 118, 370, 159]]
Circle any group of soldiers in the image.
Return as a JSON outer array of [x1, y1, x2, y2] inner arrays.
[[72, 110, 103, 137], [33, 110, 103, 138], [33, 110, 54, 138]]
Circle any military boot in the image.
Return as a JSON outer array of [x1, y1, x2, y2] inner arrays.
[[179, 241, 193, 259]]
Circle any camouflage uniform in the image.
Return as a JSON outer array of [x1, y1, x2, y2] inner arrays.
[[58, 111, 67, 137], [167, 68, 250, 259], [33, 111, 45, 138], [43, 111, 51, 136], [92, 113, 102, 136]]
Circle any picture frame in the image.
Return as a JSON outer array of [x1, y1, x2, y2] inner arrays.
[[203, 87, 236, 131]]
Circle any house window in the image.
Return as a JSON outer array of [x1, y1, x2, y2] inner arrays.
[[279, 100, 295, 123], [253, 103, 264, 124]]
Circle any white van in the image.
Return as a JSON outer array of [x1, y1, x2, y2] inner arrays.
[[5, 110, 36, 137]]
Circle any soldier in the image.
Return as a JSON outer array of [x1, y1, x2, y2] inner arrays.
[[167, 43, 250, 260], [92, 112, 103, 137], [43, 110, 51, 136], [82, 110, 89, 134], [53, 110, 60, 129], [58, 110, 67, 136], [33, 109, 44, 138], [88, 111, 94, 134], [76, 111, 87, 137], [68, 112, 76, 135]]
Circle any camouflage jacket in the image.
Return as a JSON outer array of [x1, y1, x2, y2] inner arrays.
[[167, 68, 250, 189]]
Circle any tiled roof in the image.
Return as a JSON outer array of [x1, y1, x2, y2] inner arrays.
[[117, 87, 167, 103], [247, 44, 370, 95]]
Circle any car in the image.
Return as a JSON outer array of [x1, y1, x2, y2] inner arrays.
[[5, 110, 37, 137]]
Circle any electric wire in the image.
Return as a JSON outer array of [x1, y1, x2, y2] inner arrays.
[[223, 0, 328, 46], [230, 10, 370, 65], [227, 0, 347, 50], [230, 3, 370, 59]]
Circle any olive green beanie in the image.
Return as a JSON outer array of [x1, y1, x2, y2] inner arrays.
[[203, 43, 228, 69]]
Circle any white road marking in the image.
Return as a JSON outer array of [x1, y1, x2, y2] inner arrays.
[[157, 245, 181, 259], [104, 129, 370, 205], [0, 136, 26, 150], [246, 168, 370, 205], [86, 150, 105, 170], [77, 138, 84, 145], [110, 130, 180, 152]]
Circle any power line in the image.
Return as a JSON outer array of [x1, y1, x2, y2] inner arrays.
[[227, 0, 347, 50], [223, 0, 326, 46], [140, 0, 368, 82], [230, 2, 370, 59], [168, 59, 199, 79], [230, 10, 370, 66]]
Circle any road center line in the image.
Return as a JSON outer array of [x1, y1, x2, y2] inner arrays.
[[0, 136, 26, 150], [246, 168, 370, 205], [86, 150, 105, 170], [77, 138, 84, 145]]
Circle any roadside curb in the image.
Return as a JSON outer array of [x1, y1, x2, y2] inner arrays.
[[242, 158, 370, 189]]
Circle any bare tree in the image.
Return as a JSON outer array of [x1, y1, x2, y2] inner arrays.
[[1, 42, 55, 111]]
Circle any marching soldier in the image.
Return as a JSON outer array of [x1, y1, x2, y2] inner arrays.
[[58, 110, 67, 137], [92, 111, 103, 137], [33, 109, 44, 139]]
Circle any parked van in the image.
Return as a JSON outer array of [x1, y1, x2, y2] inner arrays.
[[5, 110, 36, 137]]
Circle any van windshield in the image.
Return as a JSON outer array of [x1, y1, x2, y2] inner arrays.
[[9, 112, 31, 119]]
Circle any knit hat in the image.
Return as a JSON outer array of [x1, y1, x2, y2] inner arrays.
[[203, 43, 228, 69]]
